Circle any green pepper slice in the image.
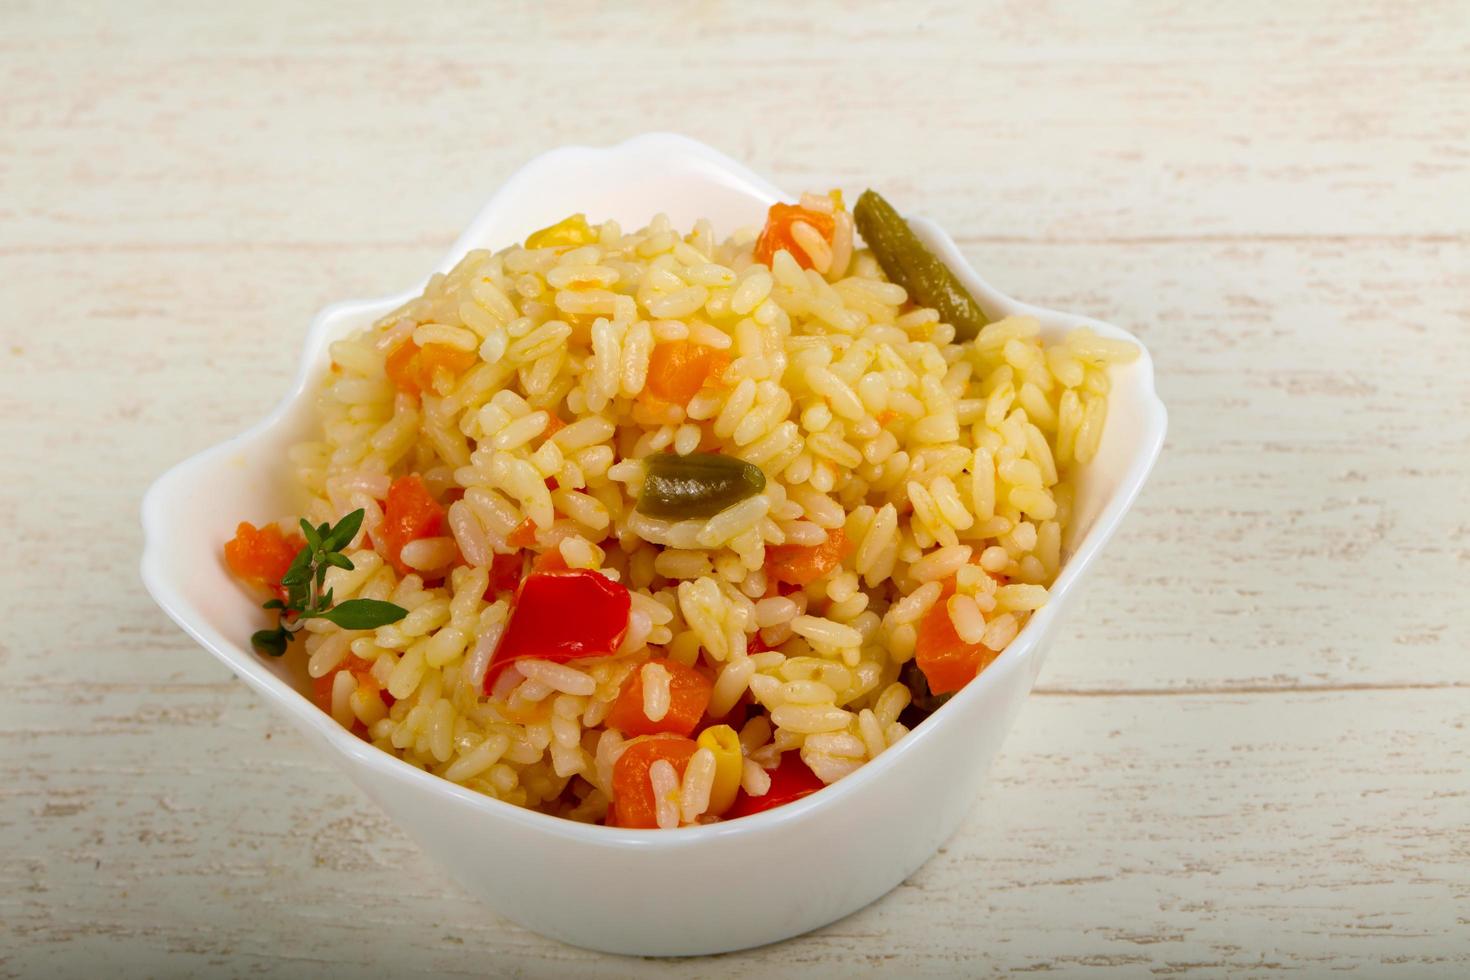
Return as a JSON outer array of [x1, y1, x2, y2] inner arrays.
[[637, 452, 766, 519], [853, 189, 992, 341]]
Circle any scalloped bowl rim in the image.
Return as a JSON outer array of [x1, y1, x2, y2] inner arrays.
[[141, 132, 1166, 853]]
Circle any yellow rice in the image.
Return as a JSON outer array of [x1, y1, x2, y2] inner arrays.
[[278, 192, 1136, 826]]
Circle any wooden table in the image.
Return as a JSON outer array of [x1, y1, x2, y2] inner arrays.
[[5, 2, 1467, 975]]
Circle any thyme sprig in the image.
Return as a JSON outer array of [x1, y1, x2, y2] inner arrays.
[[250, 509, 407, 656]]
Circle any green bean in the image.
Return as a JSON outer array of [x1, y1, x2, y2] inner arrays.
[[637, 452, 766, 519], [853, 189, 991, 341]]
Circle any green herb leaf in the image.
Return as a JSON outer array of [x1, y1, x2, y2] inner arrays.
[[321, 509, 364, 553], [299, 518, 323, 551], [251, 627, 290, 657], [317, 599, 409, 630], [281, 545, 312, 587], [285, 578, 310, 613], [243, 510, 403, 659]]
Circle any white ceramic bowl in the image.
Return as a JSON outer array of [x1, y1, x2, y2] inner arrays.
[[141, 133, 1166, 956]]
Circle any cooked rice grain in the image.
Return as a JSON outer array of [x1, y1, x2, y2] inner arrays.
[[266, 200, 1131, 828]]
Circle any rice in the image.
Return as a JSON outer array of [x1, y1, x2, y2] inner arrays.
[[232, 195, 1134, 829], [641, 662, 672, 722], [516, 659, 597, 697], [650, 760, 680, 830], [679, 748, 717, 823]]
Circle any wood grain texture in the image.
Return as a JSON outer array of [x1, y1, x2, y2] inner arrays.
[[2, 0, 1467, 975]]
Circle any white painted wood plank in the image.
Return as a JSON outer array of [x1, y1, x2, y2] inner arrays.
[[3, 1, 1467, 251], [3, 687, 1466, 976], [3, 0, 1467, 973]]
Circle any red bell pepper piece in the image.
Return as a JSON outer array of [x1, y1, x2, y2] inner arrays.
[[486, 552, 524, 596], [724, 750, 826, 819], [483, 569, 630, 692]]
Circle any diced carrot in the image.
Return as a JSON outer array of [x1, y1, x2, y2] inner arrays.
[[543, 413, 567, 439], [417, 343, 478, 391], [645, 340, 731, 408], [311, 672, 335, 713], [507, 518, 538, 550], [697, 426, 725, 452], [312, 654, 394, 740], [530, 548, 568, 573], [224, 522, 305, 591], [765, 526, 852, 587], [708, 350, 731, 387], [874, 409, 899, 427], [628, 398, 673, 428], [384, 339, 423, 397], [311, 654, 392, 714], [606, 660, 713, 738], [610, 734, 699, 829], [384, 339, 478, 398], [379, 475, 445, 575], [914, 577, 1001, 695], [754, 202, 836, 270]]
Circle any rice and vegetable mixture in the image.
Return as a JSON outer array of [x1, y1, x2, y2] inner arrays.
[[223, 190, 1136, 828]]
